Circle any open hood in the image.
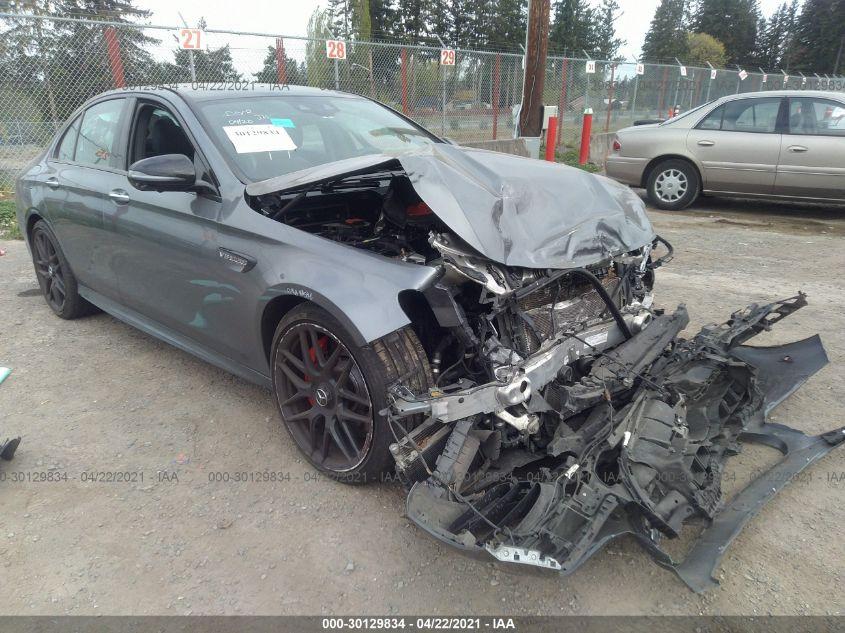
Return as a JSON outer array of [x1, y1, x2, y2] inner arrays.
[[248, 144, 655, 269]]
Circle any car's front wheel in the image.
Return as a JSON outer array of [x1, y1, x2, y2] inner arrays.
[[271, 304, 432, 483], [646, 159, 699, 210]]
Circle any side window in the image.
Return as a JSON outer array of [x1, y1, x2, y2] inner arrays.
[[75, 99, 125, 167], [697, 105, 724, 130], [789, 98, 845, 136], [56, 116, 81, 161], [131, 104, 195, 164], [721, 98, 780, 133]]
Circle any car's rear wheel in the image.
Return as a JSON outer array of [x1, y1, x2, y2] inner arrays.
[[646, 159, 699, 210], [30, 220, 95, 319], [271, 304, 432, 483]]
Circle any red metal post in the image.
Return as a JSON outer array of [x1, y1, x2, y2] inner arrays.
[[400, 48, 409, 114], [492, 53, 501, 140], [604, 63, 616, 133], [275, 38, 287, 85], [104, 26, 125, 89], [557, 58, 568, 147], [544, 116, 558, 161], [578, 108, 593, 165]]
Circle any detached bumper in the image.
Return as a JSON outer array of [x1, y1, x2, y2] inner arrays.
[[395, 295, 842, 592]]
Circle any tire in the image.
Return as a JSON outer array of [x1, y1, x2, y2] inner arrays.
[[29, 220, 97, 319], [646, 159, 700, 210], [271, 304, 432, 484]]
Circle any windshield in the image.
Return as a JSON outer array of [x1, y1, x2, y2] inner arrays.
[[195, 94, 440, 182], [659, 100, 714, 126]]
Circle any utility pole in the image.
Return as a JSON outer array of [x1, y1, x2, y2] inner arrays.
[[518, 0, 551, 137]]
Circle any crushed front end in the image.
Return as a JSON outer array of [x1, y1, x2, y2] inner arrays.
[[387, 238, 842, 592]]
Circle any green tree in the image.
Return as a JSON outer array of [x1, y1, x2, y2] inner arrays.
[[253, 45, 304, 85], [694, 0, 760, 66], [641, 0, 689, 63], [687, 31, 727, 66], [305, 8, 334, 89], [593, 0, 625, 60], [2, 0, 160, 119], [549, 0, 597, 56], [790, 0, 845, 74]]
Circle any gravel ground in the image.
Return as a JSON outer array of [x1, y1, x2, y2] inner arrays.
[[0, 196, 843, 616]]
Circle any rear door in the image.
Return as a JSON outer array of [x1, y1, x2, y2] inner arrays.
[[775, 96, 845, 200], [41, 97, 130, 298], [686, 97, 785, 194]]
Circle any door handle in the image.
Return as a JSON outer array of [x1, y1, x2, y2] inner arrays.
[[787, 145, 808, 153], [697, 140, 715, 147], [108, 189, 130, 205], [45, 177, 60, 189]]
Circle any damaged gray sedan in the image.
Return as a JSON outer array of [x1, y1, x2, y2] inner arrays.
[[16, 86, 844, 591]]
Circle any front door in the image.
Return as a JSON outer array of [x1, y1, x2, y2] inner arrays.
[[686, 97, 784, 195], [106, 99, 225, 352]]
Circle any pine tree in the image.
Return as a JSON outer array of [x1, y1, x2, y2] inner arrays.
[[791, 0, 845, 74], [641, 0, 689, 63], [486, 0, 526, 50], [327, 0, 352, 38], [369, 0, 399, 40], [694, 0, 760, 66], [549, 0, 597, 56], [593, 0, 625, 60], [254, 46, 304, 85]]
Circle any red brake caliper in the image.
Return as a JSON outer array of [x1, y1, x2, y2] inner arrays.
[[305, 335, 330, 405]]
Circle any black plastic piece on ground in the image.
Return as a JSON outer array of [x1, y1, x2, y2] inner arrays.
[[0, 437, 21, 461]]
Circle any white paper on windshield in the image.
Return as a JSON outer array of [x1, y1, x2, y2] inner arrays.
[[223, 124, 296, 153]]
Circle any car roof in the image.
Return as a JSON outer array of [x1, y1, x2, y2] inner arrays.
[[96, 83, 360, 103], [714, 90, 845, 102]]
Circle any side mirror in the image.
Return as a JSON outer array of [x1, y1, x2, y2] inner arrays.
[[128, 154, 196, 192]]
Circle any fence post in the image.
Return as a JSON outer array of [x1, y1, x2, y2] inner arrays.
[[657, 66, 668, 117], [400, 48, 408, 114], [544, 116, 557, 161], [579, 108, 592, 165], [604, 62, 616, 133], [557, 57, 568, 147], [103, 26, 125, 89], [492, 53, 501, 140], [275, 38, 287, 85]]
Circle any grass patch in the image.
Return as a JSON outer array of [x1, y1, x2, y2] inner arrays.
[[0, 199, 22, 240], [537, 144, 601, 173]]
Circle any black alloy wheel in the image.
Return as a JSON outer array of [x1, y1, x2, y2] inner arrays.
[[32, 227, 67, 313], [274, 322, 375, 474]]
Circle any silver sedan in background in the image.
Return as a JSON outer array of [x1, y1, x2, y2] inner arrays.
[[606, 90, 845, 210]]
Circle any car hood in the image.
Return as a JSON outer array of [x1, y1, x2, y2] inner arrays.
[[247, 144, 655, 269]]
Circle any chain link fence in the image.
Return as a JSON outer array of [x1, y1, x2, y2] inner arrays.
[[2, 13, 844, 192]]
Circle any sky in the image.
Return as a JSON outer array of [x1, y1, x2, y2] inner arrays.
[[135, 0, 792, 61]]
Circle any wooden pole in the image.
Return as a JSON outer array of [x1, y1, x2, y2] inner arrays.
[[518, 0, 551, 137]]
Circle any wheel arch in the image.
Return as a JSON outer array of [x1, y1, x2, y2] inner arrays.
[[641, 154, 703, 191], [25, 210, 45, 244], [259, 286, 373, 365]]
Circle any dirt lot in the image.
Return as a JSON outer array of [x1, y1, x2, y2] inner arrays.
[[1, 196, 843, 616]]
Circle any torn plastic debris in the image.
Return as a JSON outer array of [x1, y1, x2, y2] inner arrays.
[[393, 294, 843, 592]]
